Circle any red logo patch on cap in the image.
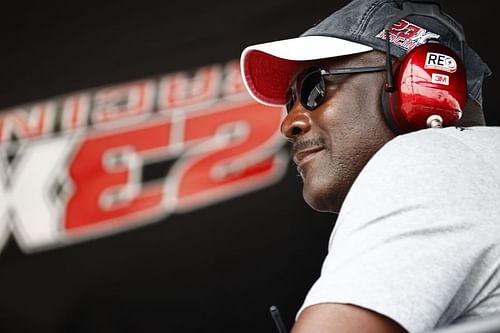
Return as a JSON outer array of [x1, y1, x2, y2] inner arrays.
[[376, 19, 440, 51]]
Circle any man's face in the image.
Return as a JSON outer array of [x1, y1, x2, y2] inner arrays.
[[281, 51, 395, 213]]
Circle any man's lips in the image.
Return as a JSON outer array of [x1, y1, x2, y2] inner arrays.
[[293, 146, 325, 169]]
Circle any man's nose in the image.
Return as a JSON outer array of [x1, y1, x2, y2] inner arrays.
[[280, 106, 312, 141]]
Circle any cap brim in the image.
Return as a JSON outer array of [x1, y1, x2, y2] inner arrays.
[[240, 35, 373, 106]]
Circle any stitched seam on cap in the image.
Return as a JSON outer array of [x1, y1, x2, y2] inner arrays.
[[353, 0, 393, 38]]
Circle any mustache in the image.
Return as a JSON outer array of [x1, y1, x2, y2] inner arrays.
[[290, 137, 327, 157]]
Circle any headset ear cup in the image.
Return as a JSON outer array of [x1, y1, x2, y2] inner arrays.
[[382, 42, 467, 134]]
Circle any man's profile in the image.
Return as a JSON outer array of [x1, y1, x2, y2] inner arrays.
[[240, 0, 500, 332]]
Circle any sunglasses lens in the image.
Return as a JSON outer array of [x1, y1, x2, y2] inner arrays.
[[285, 89, 296, 114], [300, 68, 326, 110]]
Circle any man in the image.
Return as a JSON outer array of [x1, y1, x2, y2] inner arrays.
[[240, 0, 500, 332]]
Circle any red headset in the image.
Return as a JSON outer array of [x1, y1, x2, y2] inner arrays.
[[381, 1, 467, 134]]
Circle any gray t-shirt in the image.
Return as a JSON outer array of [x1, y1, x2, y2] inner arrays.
[[297, 126, 500, 332]]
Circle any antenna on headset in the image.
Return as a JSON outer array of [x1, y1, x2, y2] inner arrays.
[[384, 29, 395, 92], [270, 305, 288, 333]]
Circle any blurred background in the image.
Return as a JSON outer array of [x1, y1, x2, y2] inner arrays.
[[0, 1, 497, 332]]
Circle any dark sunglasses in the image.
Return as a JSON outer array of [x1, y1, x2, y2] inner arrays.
[[286, 65, 387, 113]]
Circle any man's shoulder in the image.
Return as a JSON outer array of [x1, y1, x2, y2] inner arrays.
[[350, 126, 500, 201], [374, 126, 500, 166], [386, 125, 500, 148], [343, 125, 500, 222]]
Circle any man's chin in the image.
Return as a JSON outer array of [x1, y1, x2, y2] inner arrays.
[[302, 188, 340, 214]]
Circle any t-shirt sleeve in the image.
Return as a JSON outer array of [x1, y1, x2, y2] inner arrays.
[[296, 129, 500, 332]]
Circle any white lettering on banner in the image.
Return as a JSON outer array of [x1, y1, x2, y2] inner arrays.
[[165, 103, 287, 213], [0, 59, 288, 254], [0, 136, 73, 251], [60, 94, 91, 131], [92, 80, 155, 128], [159, 65, 221, 112], [100, 147, 144, 210], [0, 103, 56, 143], [0, 61, 249, 145]]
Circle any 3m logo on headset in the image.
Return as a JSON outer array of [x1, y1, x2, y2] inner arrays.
[[425, 52, 457, 73], [431, 73, 450, 85]]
